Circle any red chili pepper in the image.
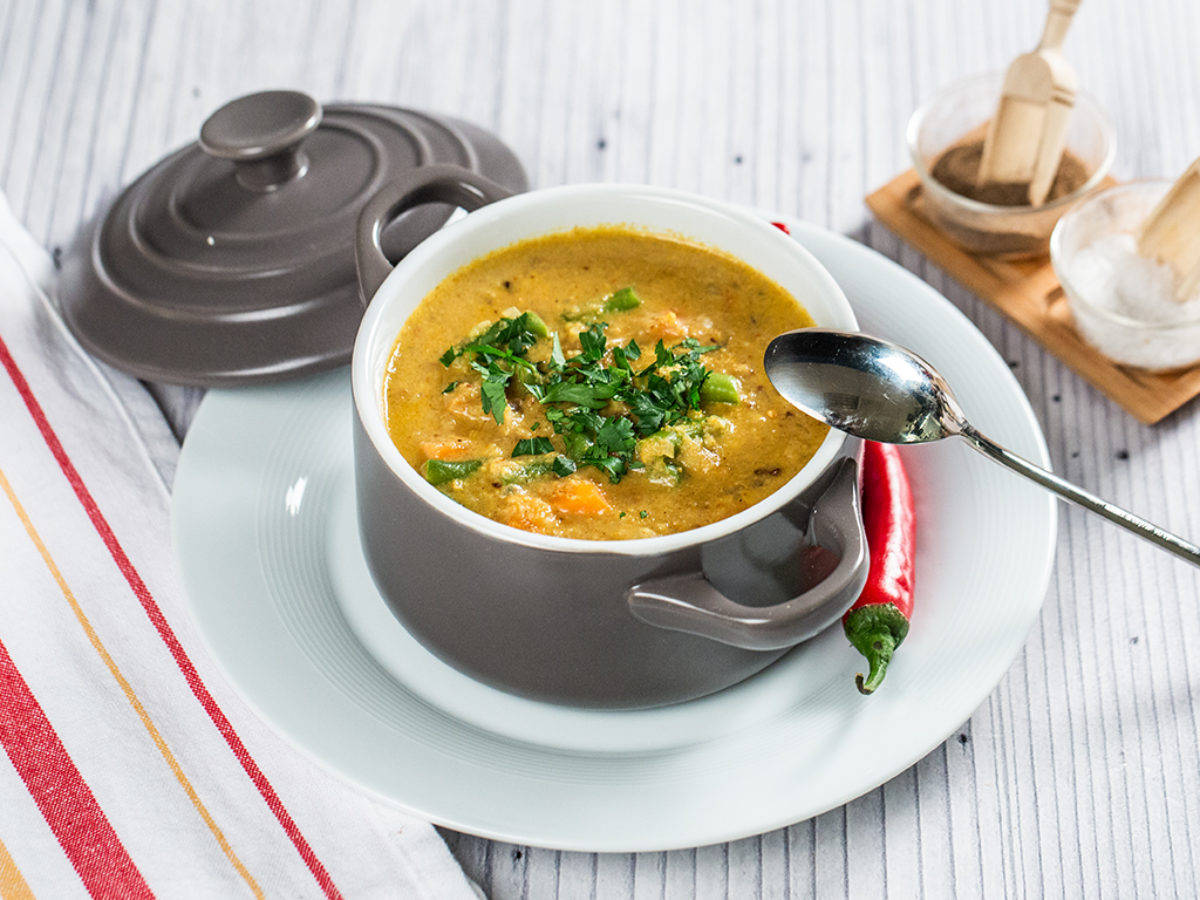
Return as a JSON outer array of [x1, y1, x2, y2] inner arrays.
[[843, 441, 916, 694], [770, 220, 791, 234]]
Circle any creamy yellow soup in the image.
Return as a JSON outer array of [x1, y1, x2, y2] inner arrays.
[[383, 227, 827, 539]]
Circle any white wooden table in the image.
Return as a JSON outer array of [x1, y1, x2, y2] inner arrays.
[[5, 0, 1199, 895]]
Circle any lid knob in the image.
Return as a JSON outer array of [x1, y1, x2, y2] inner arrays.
[[198, 90, 322, 191]]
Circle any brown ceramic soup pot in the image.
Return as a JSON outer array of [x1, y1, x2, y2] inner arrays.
[[351, 166, 868, 708]]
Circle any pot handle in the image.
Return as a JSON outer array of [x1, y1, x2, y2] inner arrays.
[[355, 164, 514, 304], [626, 458, 868, 651]]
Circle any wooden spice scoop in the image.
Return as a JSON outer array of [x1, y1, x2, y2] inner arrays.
[[1137, 156, 1200, 301], [977, 0, 1082, 207]]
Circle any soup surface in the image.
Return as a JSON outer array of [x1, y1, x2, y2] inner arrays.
[[383, 227, 828, 539]]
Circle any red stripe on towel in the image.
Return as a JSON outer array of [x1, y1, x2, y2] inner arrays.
[[0, 335, 342, 900], [0, 637, 152, 899]]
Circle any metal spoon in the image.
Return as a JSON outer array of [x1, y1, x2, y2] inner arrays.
[[764, 328, 1200, 567]]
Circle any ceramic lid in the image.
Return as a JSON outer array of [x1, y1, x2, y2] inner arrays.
[[59, 90, 527, 386]]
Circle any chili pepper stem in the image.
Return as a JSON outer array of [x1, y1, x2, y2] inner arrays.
[[854, 631, 896, 695], [843, 602, 909, 695]]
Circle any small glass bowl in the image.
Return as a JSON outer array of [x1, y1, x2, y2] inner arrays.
[[907, 72, 1116, 259], [1051, 180, 1200, 372]]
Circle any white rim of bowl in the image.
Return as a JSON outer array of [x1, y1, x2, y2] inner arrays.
[[351, 183, 858, 558], [906, 71, 1117, 218]]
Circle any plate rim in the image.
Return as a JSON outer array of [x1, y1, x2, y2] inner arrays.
[[172, 212, 1057, 851]]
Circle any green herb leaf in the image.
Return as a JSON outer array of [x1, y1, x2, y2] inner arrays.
[[613, 343, 638, 372], [471, 312, 547, 358], [551, 455, 577, 477], [679, 337, 720, 355], [541, 381, 615, 408], [595, 417, 635, 454], [589, 455, 627, 483], [512, 437, 555, 457], [442, 381, 459, 394], [480, 370, 511, 424], [578, 324, 607, 361], [627, 391, 667, 435], [462, 343, 536, 370]]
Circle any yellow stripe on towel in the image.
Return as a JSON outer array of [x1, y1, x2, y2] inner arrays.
[[0, 833, 34, 900], [0, 467, 264, 899]]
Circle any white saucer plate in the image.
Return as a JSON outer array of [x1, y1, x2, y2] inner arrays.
[[173, 214, 1056, 852]]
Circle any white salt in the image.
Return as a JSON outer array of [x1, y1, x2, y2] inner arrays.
[[1054, 182, 1200, 370], [1068, 232, 1200, 322]]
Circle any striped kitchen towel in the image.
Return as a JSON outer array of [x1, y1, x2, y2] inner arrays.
[[0, 194, 477, 899]]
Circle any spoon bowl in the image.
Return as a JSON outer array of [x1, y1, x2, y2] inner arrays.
[[764, 329, 966, 444], [764, 328, 1200, 568]]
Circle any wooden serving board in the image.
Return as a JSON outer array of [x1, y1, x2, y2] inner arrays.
[[866, 167, 1200, 424]]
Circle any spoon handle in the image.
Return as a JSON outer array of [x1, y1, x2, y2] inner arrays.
[[958, 426, 1200, 567]]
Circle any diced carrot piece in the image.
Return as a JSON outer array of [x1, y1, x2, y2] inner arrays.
[[503, 494, 560, 534], [649, 310, 686, 340], [550, 478, 612, 516], [419, 438, 474, 461]]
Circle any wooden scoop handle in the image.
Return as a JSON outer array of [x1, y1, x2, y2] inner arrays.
[[1138, 157, 1200, 300], [1039, 0, 1082, 51]]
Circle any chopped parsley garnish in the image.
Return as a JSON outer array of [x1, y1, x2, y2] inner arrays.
[[528, 325, 725, 483], [477, 367, 512, 424], [440, 312, 547, 372], [551, 455, 577, 477], [439, 301, 731, 483], [539, 380, 614, 408], [512, 437, 555, 457], [577, 323, 607, 360], [440, 312, 549, 424]]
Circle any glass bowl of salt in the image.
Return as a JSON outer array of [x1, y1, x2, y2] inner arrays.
[[1051, 181, 1200, 371]]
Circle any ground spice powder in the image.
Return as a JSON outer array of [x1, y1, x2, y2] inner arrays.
[[931, 139, 1090, 206]]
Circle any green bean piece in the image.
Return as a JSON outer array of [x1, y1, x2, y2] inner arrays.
[[524, 311, 550, 337], [636, 429, 682, 466], [645, 459, 683, 485], [424, 458, 483, 485], [699, 371, 740, 404], [602, 286, 642, 312], [500, 459, 555, 484]]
